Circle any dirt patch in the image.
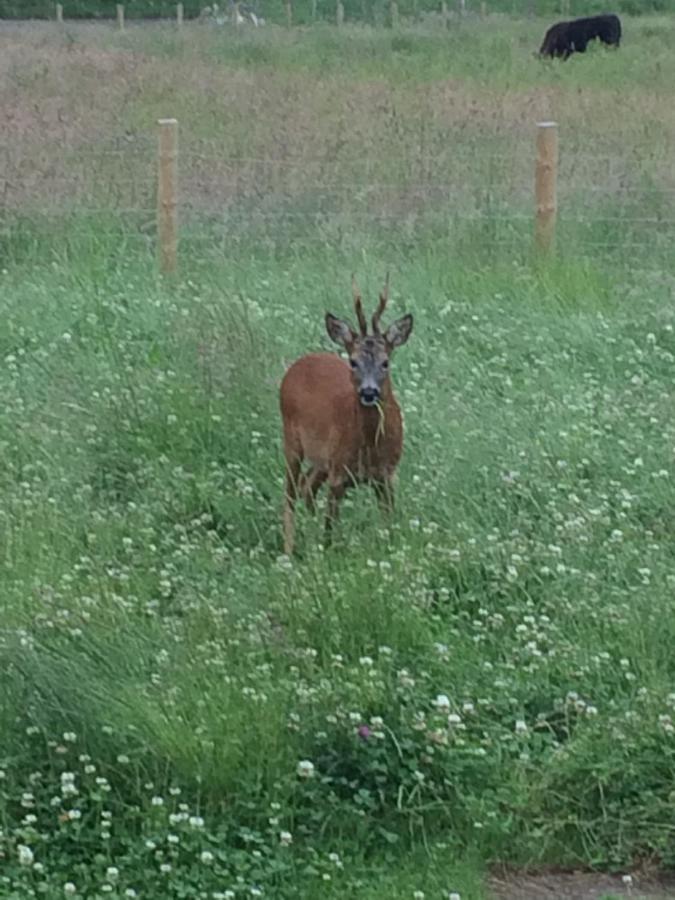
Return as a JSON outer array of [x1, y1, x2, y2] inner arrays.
[[489, 871, 675, 900]]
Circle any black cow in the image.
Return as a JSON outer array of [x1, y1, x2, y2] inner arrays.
[[539, 14, 622, 60]]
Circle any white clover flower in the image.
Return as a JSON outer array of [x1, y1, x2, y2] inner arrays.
[[64, 884, 77, 896], [105, 867, 119, 882], [124, 891, 137, 898], [159, 863, 172, 873], [447, 713, 462, 726], [200, 850, 214, 864], [151, 796, 164, 807], [622, 875, 633, 885], [434, 694, 451, 712], [515, 719, 528, 734], [359, 656, 374, 668], [63, 732, 77, 743], [449, 893, 461, 900], [18, 844, 34, 866], [413, 892, 425, 899], [279, 830, 293, 845], [189, 815, 205, 828], [297, 759, 315, 779]]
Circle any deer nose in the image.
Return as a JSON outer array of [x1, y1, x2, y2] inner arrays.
[[359, 387, 379, 406]]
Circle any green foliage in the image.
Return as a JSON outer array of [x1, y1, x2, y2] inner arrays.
[[0, 1, 204, 17], [2, 235, 675, 894]]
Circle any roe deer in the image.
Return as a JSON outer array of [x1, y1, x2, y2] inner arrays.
[[280, 275, 413, 554]]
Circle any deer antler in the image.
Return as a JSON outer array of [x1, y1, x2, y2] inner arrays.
[[352, 274, 368, 336], [371, 271, 389, 334]]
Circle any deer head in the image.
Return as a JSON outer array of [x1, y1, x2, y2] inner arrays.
[[325, 274, 413, 407]]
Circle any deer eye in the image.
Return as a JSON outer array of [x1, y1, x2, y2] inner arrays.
[[349, 359, 358, 370], [381, 359, 389, 370]]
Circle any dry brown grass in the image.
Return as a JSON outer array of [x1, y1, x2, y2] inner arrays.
[[2, 18, 675, 241]]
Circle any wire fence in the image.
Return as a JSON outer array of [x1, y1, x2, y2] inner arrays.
[[2, 0, 581, 29], [2, 118, 674, 266]]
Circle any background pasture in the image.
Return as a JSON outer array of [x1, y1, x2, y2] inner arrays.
[[2, 12, 675, 900]]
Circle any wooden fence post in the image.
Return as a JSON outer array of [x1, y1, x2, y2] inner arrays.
[[336, 0, 344, 25], [177, 2, 184, 26], [56, 3, 63, 22], [390, 0, 399, 27], [535, 121, 558, 255], [157, 119, 179, 275], [116, 4, 125, 30]]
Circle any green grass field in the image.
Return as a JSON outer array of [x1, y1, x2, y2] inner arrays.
[[2, 13, 675, 900]]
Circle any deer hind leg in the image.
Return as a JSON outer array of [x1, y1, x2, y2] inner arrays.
[[302, 466, 327, 514], [283, 455, 302, 555], [373, 476, 395, 514]]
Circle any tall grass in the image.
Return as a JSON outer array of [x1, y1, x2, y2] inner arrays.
[[2, 16, 675, 900]]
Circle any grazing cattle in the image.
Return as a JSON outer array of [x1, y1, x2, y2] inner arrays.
[[539, 14, 622, 60]]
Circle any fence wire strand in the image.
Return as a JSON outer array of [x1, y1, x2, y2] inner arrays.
[[2, 133, 674, 257]]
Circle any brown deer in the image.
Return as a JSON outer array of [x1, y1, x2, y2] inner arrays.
[[279, 275, 413, 554]]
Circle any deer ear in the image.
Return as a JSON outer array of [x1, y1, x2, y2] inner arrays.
[[385, 314, 413, 349], [325, 314, 356, 348]]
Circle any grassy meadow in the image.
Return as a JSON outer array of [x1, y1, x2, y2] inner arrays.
[[3, 13, 675, 900]]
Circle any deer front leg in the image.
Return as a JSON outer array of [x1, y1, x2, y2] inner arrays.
[[324, 478, 346, 547], [283, 457, 302, 555], [373, 477, 395, 514], [301, 466, 327, 514]]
